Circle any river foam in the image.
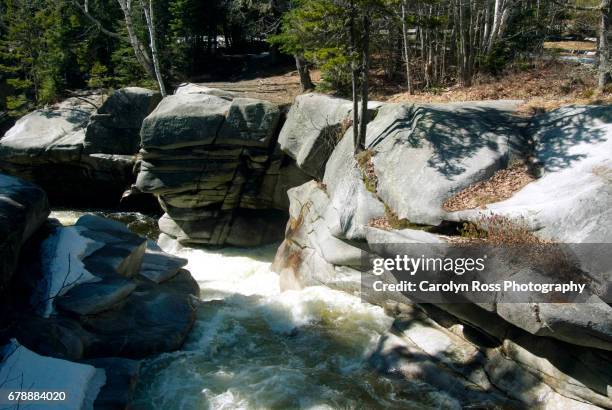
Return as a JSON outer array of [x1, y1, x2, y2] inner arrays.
[[130, 243, 453, 409], [50, 210, 454, 409]]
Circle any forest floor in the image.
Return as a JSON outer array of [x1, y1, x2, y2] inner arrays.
[[201, 58, 610, 112], [200, 70, 322, 106], [383, 60, 610, 115]]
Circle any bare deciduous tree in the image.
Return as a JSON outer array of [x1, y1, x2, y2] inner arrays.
[[73, 0, 167, 96], [140, 0, 167, 96]]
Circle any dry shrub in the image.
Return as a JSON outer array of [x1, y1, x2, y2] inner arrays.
[[356, 149, 378, 194], [454, 215, 590, 300], [369, 216, 393, 230], [369, 204, 432, 231], [453, 214, 546, 246], [481, 215, 546, 246], [443, 164, 535, 212]]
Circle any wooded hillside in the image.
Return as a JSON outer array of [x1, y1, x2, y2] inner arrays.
[[0, 0, 606, 119]]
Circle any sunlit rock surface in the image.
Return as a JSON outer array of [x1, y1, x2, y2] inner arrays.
[[0, 340, 106, 410], [135, 85, 310, 247], [0, 89, 160, 207], [273, 100, 612, 408], [448, 105, 612, 243]]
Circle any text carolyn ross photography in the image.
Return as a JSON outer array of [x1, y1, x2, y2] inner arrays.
[[372, 255, 486, 276], [372, 280, 587, 294]]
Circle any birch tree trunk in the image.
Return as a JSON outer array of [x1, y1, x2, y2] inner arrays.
[[488, 0, 503, 51], [401, 0, 414, 94], [358, 12, 371, 153], [74, 0, 163, 89], [141, 0, 166, 97], [116, 0, 155, 79], [599, 0, 611, 91]]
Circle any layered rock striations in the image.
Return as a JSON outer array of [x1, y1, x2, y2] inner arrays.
[[273, 97, 612, 409], [135, 87, 310, 247], [0, 88, 160, 206]]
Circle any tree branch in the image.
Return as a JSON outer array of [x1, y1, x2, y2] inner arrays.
[[73, 0, 125, 40]]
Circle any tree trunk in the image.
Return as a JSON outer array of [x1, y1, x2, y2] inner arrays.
[[401, 1, 414, 94], [458, 0, 469, 86], [599, 0, 611, 91], [358, 13, 371, 153], [349, 0, 360, 154], [488, 0, 503, 52], [294, 54, 315, 91], [141, 0, 166, 97], [116, 0, 155, 79]]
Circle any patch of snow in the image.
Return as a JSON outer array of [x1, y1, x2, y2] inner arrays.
[[33, 226, 104, 317], [0, 340, 106, 410]]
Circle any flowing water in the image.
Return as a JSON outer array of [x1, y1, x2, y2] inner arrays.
[[51, 210, 452, 410]]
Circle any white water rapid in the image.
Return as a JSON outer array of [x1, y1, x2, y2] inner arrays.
[[50, 210, 454, 410]]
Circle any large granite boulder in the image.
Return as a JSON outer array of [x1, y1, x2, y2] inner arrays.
[[136, 85, 310, 247], [369, 101, 523, 226], [0, 89, 160, 207], [0, 173, 49, 295], [84, 87, 161, 155], [272, 101, 612, 409], [20, 215, 197, 360], [449, 105, 612, 243], [278, 93, 353, 178]]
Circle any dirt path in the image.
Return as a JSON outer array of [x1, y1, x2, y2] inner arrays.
[[199, 70, 321, 105]]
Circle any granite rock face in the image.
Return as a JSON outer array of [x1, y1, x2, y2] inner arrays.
[[448, 105, 612, 243], [84, 87, 161, 155], [0, 89, 160, 207], [272, 99, 612, 409], [17, 214, 197, 360], [369, 101, 523, 226], [0, 173, 49, 295], [278, 93, 354, 179], [136, 86, 310, 247]]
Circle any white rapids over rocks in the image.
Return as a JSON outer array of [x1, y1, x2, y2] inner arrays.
[[130, 242, 454, 410], [49, 210, 458, 409]]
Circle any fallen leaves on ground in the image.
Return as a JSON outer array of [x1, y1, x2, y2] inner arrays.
[[443, 164, 536, 212]]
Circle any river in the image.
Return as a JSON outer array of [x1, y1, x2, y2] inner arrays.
[[50, 210, 454, 410]]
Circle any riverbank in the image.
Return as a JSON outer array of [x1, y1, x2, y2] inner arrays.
[[0, 81, 610, 409]]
